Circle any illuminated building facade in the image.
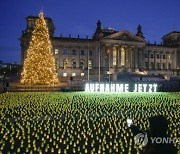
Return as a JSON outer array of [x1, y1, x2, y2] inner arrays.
[[20, 16, 180, 81]]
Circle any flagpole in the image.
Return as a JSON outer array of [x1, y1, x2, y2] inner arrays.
[[87, 41, 89, 81], [99, 43, 100, 82], [109, 46, 110, 82]]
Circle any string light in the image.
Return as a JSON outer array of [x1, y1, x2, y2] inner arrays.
[[21, 12, 59, 85]]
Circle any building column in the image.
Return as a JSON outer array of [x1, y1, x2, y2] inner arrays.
[[148, 50, 150, 70], [174, 50, 177, 69], [68, 46, 72, 68], [127, 46, 130, 68], [154, 50, 156, 70], [129, 47, 133, 69], [110, 45, 113, 68], [134, 47, 138, 68], [78, 47, 80, 68], [117, 45, 119, 68], [125, 46, 129, 68], [95, 44, 99, 69], [106, 45, 110, 70], [160, 51, 162, 70], [138, 48, 143, 70], [178, 49, 180, 70], [129, 46, 133, 69], [101, 46, 106, 68], [130, 47, 134, 69], [116, 46, 118, 69], [118, 45, 122, 68], [141, 48, 145, 69]]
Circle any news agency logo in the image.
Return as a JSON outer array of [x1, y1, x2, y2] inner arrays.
[[134, 132, 148, 147], [134, 132, 180, 147]]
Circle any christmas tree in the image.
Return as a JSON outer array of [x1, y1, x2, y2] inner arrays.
[[21, 11, 59, 85]]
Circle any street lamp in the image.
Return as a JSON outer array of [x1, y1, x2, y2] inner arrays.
[[107, 70, 111, 82], [3, 71, 6, 81]]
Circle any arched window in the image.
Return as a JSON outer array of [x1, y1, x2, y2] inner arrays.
[[80, 59, 85, 69], [88, 60, 92, 69], [63, 59, 68, 69], [71, 59, 76, 69]]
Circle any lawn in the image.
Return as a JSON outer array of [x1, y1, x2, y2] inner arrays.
[[0, 92, 179, 153]]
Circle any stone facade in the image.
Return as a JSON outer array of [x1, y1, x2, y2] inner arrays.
[[20, 16, 180, 81]]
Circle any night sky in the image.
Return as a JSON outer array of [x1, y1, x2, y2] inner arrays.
[[0, 0, 180, 63]]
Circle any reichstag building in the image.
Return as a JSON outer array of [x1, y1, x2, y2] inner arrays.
[[20, 16, 180, 81]]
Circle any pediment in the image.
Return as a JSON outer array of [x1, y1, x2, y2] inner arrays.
[[103, 30, 145, 42]]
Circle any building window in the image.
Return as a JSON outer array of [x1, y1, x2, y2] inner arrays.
[[121, 47, 125, 66], [157, 63, 160, 70], [71, 59, 76, 69], [168, 54, 171, 59], [145, 62, 148, 69], [89, 50, 93, 56], [157, 54, 160, 59], [63, 73, 67, 77], [168, 63, 171, 69], [63, 49, 68, 55], [81, 73, 84, 76], [63, 59, 68, 69], [80, 59, 85, 69], [151, 62, 154, 69], [145, 53, 148, 58], [106, 48, 110, 54], [113, 47, 117, 66], [163, 54, 166, 59], [72, 73, 76, 77], [88, 60, 92, 69], [150, 53, 154, 58], [2, 64, 7, 68], [163, 63, 166, 69], [55, 49, 59, 54], [80, 50, 84, 55], [55, 58, 58, 68], [72, 50, 76, 55]]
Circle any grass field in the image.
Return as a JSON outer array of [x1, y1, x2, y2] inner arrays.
[[0, 92, 179, 153]]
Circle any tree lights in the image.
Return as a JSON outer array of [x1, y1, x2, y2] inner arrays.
[[21, 11, 59, 85]]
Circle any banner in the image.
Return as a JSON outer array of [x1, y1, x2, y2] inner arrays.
[[85, 83, 158, 92]]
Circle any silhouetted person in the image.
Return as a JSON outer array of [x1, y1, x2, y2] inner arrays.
[[6, 81, 9, 89], [130, 115, 177, 154], [2, 81, 9, 93], [3, 81, 7, 93]]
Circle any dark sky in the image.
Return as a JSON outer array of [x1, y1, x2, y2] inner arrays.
[[0, 0, 180, 63]]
